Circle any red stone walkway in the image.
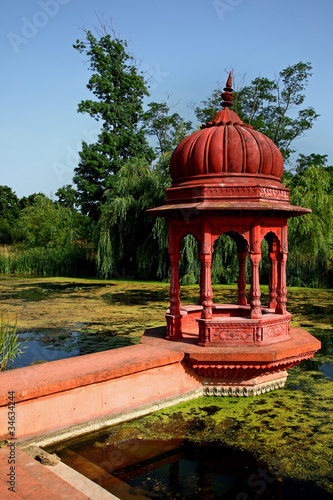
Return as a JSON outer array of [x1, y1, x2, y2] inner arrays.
[[0, 447, 117, 499]]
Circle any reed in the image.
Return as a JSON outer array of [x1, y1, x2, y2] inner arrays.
[[0, 245, 96, 277], [0, 315, 23, 371]]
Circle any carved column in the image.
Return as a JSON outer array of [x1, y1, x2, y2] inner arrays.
[[199, 223, 213, 320], [166, 225, 182, 340], [200, 252, 213, 319], [269, 239, 278, 309], [237, 242, 248, 306], [250, 253, 262, 319], [199, 262, 204, 305], [276, 252, 288, 315], [276, 225, 288, 315], [169, 252, 181, 315], [250, 224, 262, 319]]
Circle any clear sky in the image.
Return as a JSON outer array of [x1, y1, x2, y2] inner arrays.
[[1, 0, 333, 198]]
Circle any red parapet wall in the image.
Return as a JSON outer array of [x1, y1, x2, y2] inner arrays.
[[0, 341, 201, 444]]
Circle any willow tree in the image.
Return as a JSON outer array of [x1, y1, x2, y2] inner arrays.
[[96, 157, 170, 279], [285, 163, 333, 286]]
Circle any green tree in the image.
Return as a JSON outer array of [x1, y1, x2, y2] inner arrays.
[[194, 62, 318, 162], [55, 185, 79, 211], [19, 192, 45, 210], [285, 164, 333, 286], [96, 157, 168, 279], [15, 195, 82, 248], [295, 153, 329, 174], [143, 100, 192, 155], [193, 86, 224, 124], [0, 186, 20, 222], [73, 26, 155, 219], [0, 186, 21, 244]]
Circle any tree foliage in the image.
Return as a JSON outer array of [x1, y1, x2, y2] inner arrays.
[[73, 27, 155, 219], [0, 186, 20, 222], [193, 86, 224, 124], [55, 184, 80, 211], [287, 165, 333, 256], [284, 160, 333, 286], [194, 62, 318, 162], [0, 186, 21, 244], [143, 100, 192, 155], [96, 157, 169, 279], [15, 195, 82, 248]]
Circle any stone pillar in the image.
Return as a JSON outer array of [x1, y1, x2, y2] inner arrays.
[[269, 240, 278, 309], [197, 225, 214, 346], [276, 252, 288, 315], [199, 226, 213, 320], [237, 243, 248, 306], [169, 252, 181, 316], [198, 263, 204, 306], [200, 253, 213, 319], [250, 224, 262, 319], [276, 225, 288, 315], [166, 225, 182, 340], [250, 253, 262, 319]]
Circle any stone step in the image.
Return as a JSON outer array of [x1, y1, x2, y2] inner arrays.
[[60, 448, 151, 499], [0, 446, 116, 499]]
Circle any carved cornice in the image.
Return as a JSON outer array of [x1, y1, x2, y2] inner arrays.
[[187, 350, 317, 378], [167, 185, 290, 203]]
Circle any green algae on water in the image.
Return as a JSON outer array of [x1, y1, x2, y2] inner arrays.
[[98, 366, 333, 494]]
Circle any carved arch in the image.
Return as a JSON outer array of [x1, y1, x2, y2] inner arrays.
[[211, 226, 250, 248]]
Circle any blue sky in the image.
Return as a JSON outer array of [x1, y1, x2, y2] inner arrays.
[[1, 0, 333, 198]]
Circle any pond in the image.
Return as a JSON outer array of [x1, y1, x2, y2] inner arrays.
[[0, 276, 171, 368], [1, 276, 332, 496], [2, 276, 332, 373], [5, 275, 328, 498]]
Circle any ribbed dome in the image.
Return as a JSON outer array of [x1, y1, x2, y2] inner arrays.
[[170, 75, 284, 183], [148, 73, 309, 225]]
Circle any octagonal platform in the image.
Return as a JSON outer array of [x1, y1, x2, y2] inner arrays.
[[141, 325, 321, 396]]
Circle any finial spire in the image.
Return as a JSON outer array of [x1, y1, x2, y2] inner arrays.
[[221, 71, 233, 108]]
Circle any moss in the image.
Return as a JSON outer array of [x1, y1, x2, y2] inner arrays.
[[87, 366, 332, 492]]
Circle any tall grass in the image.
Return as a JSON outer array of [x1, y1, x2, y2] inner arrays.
[[0, 245, 96, 277], [0, 315, 24, 371]]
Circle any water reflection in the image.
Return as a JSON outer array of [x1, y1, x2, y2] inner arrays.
[[11, 326, 136, 369], [52, 439, 332, 499]]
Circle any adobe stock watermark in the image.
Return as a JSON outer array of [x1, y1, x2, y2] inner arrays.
[[7, 0, 71, 54], [179, 186, 203, 225], [236, 466, 277, 500], [213, 0, 243, 22], [52, 128, 99, 184], [144, 64, 169, 91], [112, 267, 136, 281]]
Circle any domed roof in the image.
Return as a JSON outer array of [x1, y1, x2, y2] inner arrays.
[[170, 73, 284, 183], [147, 72, 311, 219]]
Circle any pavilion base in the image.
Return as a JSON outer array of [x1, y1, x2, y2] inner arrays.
[[141, 325, 321, 397], [202, 371, 288, 397]]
